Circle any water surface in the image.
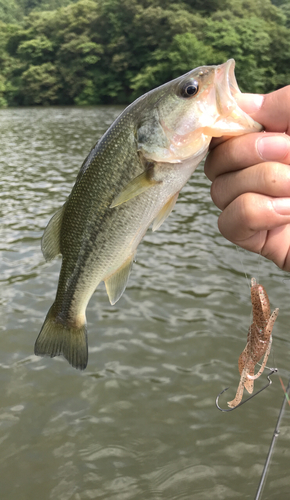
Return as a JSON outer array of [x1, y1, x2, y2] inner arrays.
[[1, 106, 290, 500]]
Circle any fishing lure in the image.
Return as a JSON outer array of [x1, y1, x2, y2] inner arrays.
[[227, 278, 279, 408]]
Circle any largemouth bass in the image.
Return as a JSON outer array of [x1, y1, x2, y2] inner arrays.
[[35, 59, 262, 370]]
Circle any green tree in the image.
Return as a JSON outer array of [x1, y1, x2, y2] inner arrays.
[[20, 63, 60, 104], [0, 0, 23, 23], [0, 0, 289, 107], [131, 33, 226, 98]]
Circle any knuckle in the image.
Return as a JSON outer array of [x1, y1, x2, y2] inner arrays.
[[210, 179, 222, 208], [262, 162, 290, 194], [265, 162, 282, 182], [281, 86, 290, 103], [237, 193, 259, 229]]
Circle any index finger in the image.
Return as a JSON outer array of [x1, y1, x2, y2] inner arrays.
[[205, 132, 290, 182]]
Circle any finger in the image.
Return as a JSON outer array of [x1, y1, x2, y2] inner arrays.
[[236, 87, 290, 134], [209, 86, 290, 151], [218, 192, 290, 250], [262, 224, 290, 271], [218, 193, 290, 270], [205, 133, 290, 181], [209, 135, 232, 150], [211, 162, 290, 210], [219, 217, 290, 272]]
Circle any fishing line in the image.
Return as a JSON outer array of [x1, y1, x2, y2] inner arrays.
[[234, 242, 263, 297], [254, 375, 290, 500], [235, 245, 251, 290], [251, 230, 264, 287], [279, 376, 290, 407], [234, 245, 253, 338]]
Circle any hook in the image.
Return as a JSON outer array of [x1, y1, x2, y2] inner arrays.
[[216, 368, 278, 412]]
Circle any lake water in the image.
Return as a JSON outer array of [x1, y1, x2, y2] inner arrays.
[[1, 106, 290, 500]]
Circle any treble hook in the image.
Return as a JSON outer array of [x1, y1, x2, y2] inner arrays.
[[216, 368, 278, 412]]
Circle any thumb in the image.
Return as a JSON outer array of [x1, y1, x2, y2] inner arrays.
[[236, 87, 290, 135]]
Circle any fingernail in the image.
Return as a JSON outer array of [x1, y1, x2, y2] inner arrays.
[[257, 136, 290, 161], [236, 93, 264, 114], [272, 198, 290, 215]]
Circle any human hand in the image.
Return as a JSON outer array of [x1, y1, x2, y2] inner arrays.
[[204, 87, 290, 271]]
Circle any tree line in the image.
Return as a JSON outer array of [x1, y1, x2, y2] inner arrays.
[[0, 0, 290, 107]]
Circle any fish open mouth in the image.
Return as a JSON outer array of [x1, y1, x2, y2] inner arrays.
[[211, 59, 262, 136], [224, 58, 241, 99], [215, 59, 241, 116]]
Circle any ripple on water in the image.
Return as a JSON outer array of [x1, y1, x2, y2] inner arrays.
[[0, 106, 290, 500]]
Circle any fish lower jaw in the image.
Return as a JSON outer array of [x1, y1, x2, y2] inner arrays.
[[142, 133, 210, 164]]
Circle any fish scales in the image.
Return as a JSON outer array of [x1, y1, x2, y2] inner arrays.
[[35, 60, 262, 369]]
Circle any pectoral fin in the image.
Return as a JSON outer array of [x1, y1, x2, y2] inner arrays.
[[152, 192, 179, 232], [41, 205, 65, 261], [110, 171, 159, 208], [104, 255, 134, 305]]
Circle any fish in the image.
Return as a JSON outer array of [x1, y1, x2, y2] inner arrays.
[[228, 278, 279, 408], [34, 59, 262, 370]]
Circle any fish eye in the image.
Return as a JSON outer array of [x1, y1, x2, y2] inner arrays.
[[178, 80, 199, 98]]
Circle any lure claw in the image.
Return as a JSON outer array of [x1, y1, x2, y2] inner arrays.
[[216, 368, 278, 412]]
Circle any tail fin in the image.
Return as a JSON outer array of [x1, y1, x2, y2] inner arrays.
[[34, 304, 88, 370]]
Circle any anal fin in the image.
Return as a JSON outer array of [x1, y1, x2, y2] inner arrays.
[[152, 192, 179, 232], [42, 205, 65, 261], [104, 255, 134, 305]]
